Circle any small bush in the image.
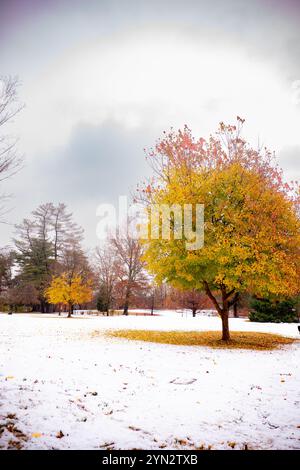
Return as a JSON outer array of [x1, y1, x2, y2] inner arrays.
[[249, 299, 298, 323], [0, 305, 32, 313]]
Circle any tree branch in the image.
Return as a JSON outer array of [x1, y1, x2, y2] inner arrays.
[[228, 292, 239, 308], [202, 280, 222, 315]]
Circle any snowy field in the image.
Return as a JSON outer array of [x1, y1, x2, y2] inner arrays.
[[0, 311, 299, 450]]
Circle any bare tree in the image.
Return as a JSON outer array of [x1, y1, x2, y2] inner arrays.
[[0, 76, 24, 218], [175, 289, 208, 317], [61, 242, 90, 281], [146, 282, 162, 315], [111, 233, 145, 315], [7, 283, 39, 311], [94, 244, 119, 315]]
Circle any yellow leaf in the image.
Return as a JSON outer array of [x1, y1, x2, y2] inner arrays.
[[228, 441, 236, 448], [45, 273, 93, 308], [32, 432, 42, 438]]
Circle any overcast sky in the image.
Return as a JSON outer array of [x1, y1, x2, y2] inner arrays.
[[1, 0, 300, 248]]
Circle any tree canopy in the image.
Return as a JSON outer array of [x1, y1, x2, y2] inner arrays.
[[45, 273, 93, 317], [141, 119, 300, 339]]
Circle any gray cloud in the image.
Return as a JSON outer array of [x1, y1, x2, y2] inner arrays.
[[1, 0, 300, 248], [1, 0, 300, 78], [278, 145, 300, 178], [0, 122, 154, 247], [34, 121, 152, 201]]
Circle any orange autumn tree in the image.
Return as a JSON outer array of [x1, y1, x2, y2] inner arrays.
[[45, 273, 93, 317], [140, 118, 300, 340]]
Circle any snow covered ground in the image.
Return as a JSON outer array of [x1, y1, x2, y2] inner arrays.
[[0, 311, 299, 450]]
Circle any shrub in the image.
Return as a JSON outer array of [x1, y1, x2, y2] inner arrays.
[[97, 296, 109, 312], [249, 298, 298, 323]]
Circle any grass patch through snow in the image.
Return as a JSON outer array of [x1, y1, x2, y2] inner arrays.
[[107, 329, 297, 350]]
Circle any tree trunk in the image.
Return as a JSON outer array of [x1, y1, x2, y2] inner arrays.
[[233, 302, 238, 318], [123, 288, 130, 315], [221, 311, 230, 341], [123, 301, 129, 315], [68, 303, 72, 318], [40, 299, 45, 313], [192, 307, 197, 317], [151, 295, 155, 315], [202, 280, 232, 341]]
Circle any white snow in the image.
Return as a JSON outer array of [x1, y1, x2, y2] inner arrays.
[[0, 311, 299, 450]]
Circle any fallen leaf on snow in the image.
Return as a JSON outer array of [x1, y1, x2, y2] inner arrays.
[[128, 425, 141, 431], [170, 377, 197, 385]]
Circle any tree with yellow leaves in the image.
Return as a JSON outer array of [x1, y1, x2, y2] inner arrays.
[[141, 119, 300, 340], [45, 273, 93, 317]]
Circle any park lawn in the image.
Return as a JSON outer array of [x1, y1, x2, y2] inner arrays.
[[1, 312, 299, 450]]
